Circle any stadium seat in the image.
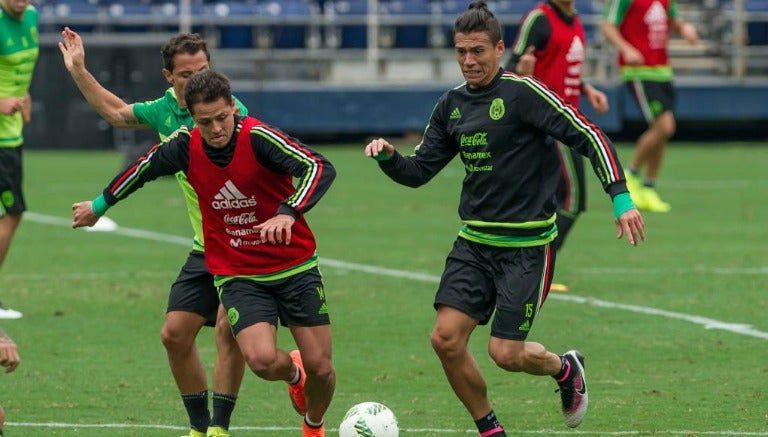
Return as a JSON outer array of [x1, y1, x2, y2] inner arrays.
[[380, 0, 432, 48], [259, 0, 313, 49], [746, 0, 768, 45], [210, 2, 257, 49], [41, 0, 102, 33], [106, 1, 153, 33], [327, 0, 368, 49]]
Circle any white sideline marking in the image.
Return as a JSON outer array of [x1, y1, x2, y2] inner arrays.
[[24, 211, 768, 342], [6, 422, 768, 435], [16, 212, 768, 434]]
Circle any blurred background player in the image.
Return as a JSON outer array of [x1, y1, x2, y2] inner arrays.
[[0, 0, 39, 320], [59, 29, 248, 437], [506, 0, 610, 292], [0, 327, 21, 436], [602, 0, 698, 212]]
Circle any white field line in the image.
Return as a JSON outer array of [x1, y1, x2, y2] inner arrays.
[[6, 422, 768, 435], [15, 212, 768, 434], [24, 211, 768, 342]]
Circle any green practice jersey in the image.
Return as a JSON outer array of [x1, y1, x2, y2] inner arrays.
[[133, 87, 249, 250], [0, 4, 39, 147]]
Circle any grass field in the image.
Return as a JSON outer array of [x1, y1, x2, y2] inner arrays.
[[1, 142, 767, 436]]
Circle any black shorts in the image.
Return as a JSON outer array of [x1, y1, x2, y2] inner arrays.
[[167, 250, 219, 327], [553, 140, 586, 217], [0, 147, 26, 216], [219, 266, 330, 336], [626, 79, 676, 122], [434, 238, 556, 340]]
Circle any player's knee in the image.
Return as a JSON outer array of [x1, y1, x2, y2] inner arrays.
[[488, 347, 524, 371], [242, 350, 278, 378], [655, 113, 676, 138], [430, 328, 462, 358], [160, 323, 194, 352]]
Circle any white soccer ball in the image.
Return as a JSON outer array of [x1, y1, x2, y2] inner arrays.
[[338, 401, 399, 437]]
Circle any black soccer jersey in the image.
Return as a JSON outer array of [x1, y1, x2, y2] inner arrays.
[[378, 69, 627, 247]]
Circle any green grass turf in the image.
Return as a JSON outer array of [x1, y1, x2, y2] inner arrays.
[[0, 143, 766, 436]]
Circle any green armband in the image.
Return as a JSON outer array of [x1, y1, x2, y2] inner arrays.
[[91, 194, 110, 216], [612, 192, 634, 219]]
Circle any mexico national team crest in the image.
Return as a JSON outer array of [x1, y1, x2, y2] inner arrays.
[[489, 98, 505, 121]]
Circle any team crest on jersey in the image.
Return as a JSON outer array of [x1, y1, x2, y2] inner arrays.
[[489, 98, 505, 121]]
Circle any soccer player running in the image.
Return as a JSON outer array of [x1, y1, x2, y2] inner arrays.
[[602, 0, 698, 212], [506, 0, 610, 293], [59, 30, 248, 437], [0, 327, 21, 436], [364, 2, 645, 435], [72, 70, 337, 437], [0, 0, 39, 320]]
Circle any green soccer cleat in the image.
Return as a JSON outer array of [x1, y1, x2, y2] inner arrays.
[[206, 426, 231, 437], [180, 430, 206, 437], [623, 170, 644, 206], [639, 186, 671, 213]]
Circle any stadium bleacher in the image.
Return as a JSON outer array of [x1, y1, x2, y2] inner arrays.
[[33, 0, 768, 79]]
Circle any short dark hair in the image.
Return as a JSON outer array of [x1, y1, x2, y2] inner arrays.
[[161, 33, 210, 72], [453, 1, 502, 45], [184, 70, 233, 115]]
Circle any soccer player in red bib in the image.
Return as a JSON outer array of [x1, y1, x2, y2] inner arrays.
[[506, 0, 610, 293], [602, 0, 698, 212], [72, 70, 336, 437]]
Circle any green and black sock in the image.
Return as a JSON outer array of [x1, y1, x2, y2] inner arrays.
[[181, 390, 210, 432], [211, 392, 237, 430]]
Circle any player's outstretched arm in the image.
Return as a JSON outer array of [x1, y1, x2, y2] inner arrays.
[[58, 27, 141, 128], [71, 201, 100, 228]]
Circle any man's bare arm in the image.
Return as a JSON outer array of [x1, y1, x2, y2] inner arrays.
[[58, 27, 144, 128]]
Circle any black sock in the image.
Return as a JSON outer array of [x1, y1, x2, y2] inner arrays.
[[211, 392, 237, 430], [474, 410, 505, 436], [181, 390, 210, 432], [554, 355, 571, 382]]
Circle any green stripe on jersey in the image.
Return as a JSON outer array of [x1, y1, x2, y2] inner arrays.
[[620, 65, 674, 81], [458, 225, 557, 248], [214, 254, 319, 286]]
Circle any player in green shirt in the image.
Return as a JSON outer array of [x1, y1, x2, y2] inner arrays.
[[0, 0, 39, 320], [59, 29, 247, 437]]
